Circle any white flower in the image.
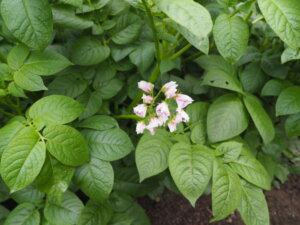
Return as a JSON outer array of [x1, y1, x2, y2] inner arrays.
[[133, 104, 147, 118], [175, 108, 190, 123], [136, 121, 146, 134], [175, 94, 193, 109], [142, 94, 153, 104], [168, 120, 177, 132], [138, 80, 154, 93], [158, 115, 168, 125], [156, 102, 170, 118], [162, 81, 178, 99]]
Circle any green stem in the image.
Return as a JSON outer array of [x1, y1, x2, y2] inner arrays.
[[244, 10, 253, 22], [169, 43, 192, 60], [230, 8, 240, 17], [114, 115, 142, 121], [0, 110, 16, 117], [252, 16, 264, 24]]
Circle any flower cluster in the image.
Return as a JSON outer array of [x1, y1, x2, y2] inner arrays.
[[133, 81, 193, 135]]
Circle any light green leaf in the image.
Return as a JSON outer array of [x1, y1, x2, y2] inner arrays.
[[0, 64, 13, 81], [230, 155, 271, 190], [154, 0, 212, 39], [60, 0, 83, 7], [136, 130, 172, 182], [258, 0, 300, 49], [211, 159, 242, 222], [217, 141, 243, 163], [29, 95, 84, 128], [76, 0, 110, 13], [281, 47, 300, 63], [1, 0, 53, 49], [7, 45, 30, 70], [14, 71, 47, 92], [261, 79, 293, 97], [71, 36, 110, 66], [75, 154, 114, 202], [108, 213, 134, 225], [3, 203, 40, 225], [202, 69, 243, 93], [11, 184, 44, 206], [78, 200, 112, 225], [285, 113, 300, 137], [129, 42, 155, 73], [7, 82, 27, 98], [243, 94, 275, 144], [21, 50, 72, 76], [238, 180, 270, 225], [83, 128, 133, 161], [43, 125, 89, 166], [207, 94, 249, 143], [76, 115, 118, 131], [213, 14, 249, 63], [169, 143, 214, 206], [276, 86, 300, 116], [1, 130, 46, 192], [44, 191, 84, 225]]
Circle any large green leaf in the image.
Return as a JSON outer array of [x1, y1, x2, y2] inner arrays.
[[276, 86, 300, 116], [3, 203, 40, 225], [207, 94, 249, 143], [230, 155, 271, 190], [169, 143, 214, 206], [213, 14, 249, 63], [1, 130, 46, 192], [154, 0, 212, 39], [195, 55, 236, 75], [74, 154, 114, 202], [238, 180, 270, 225], [136, 130, 172, 182], [43, 125, 89, 166], [1, 0, 53, 49], [21, 50, 72, 76], [258, 0, 300, 49], [44, 191, 84, 225], [243, 94, 275, 144], [83, 128, 133, 161], [11, 184, 44, 207], [28, 95, 83, 128], [129, 42, 155, 73], [78, 200, 112, 225], [77, 90, 103, 119], [14, 71, 47, 92], [211, 159, 242, 222], [71, 36, 110, 66]]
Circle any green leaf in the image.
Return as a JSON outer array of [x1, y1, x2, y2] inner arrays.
[[7, 45, 30, 70], [77, 90, 102, 119], [0, 179, 10, 203], [14, 71, 47, 92], [261, 79, 293, 97], [129, 42, 155, 73], [261, 55, 288, 79], [29, 95, 84, 128], [43, 125, 89, 166], [281, 47, 300, 63], [202, 69, 243, 93], [211, 159, 242, 222], [276, 86, 300, 116], [71, 36, 110, 66], [108, 213, 134, 225], [3, 203, 40, 225], [0, 205, 9, 224], [111, 13, 142, 45], [83, 128, 133, 161], [0, 64, 13, 81], [154, 0, 212, 39], [60, 0, 83, 7], [1, 0, 53, 49], [95, 78, 123, 100], [1, 130, 46, 192], [7, 82, 27, 98], [78, 200, 112, 225], [238, 180, 270, 225], [285, 113, 300, 137], [258, 0, 300, 49], [76, 115, 118, 131], [230, 155, 271, 190], [136, 130, 172, 182], [243, 94, 275, 144], [11, 184, 44, 206], [217, 141, 243, 163], [169, 143, 214, 206], [75, 154, 114, 202], [207, 94, 249, 143], [35, 155, 74, 200], [213, 14, 249, 63], [44, 191, 84, 225], [21, 50, 72, 76]]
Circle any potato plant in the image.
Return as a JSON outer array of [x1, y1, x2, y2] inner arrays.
[[0, 0, 299, 225]]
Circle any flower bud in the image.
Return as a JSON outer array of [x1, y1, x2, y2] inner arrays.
[[138, 80, 154, 93], [133, 104, 147, 118], [162, 81, 178, 99], [175, 108, 190, 123], [142, 94, 153, 104], [175, 94, 193, 109], [168, 120, 177, 132], [136, 121, 146, 134]]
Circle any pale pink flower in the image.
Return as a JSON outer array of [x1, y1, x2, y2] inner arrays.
[[136, 121, 146, 134], [138, 81, 154, 93], [168, 120, 177, 132], [175, 94, 193, 109], [175, 108, 190, 123], [158, 115, 168, 125], [133, 104, 147, 118], [163, 81, 178, 99], [146, 117, 162, 135], [142, 94, 153, 104], [156, 102, 170, 118]]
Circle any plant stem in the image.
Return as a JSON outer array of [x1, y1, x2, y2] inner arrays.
[[169, 43, 192, 60], [244, 10, 253, 22], [252, 16, 264, 25], [114, 114, 142, 121], [0, 110, 16, 117]]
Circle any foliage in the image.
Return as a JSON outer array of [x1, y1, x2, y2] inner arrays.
[[0, 0, 299, 225]]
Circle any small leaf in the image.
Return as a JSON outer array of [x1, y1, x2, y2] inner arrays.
[[14, 71, 47, 92], [3, 203, 40, 225], [129, 42, 155, 73], [276, 86, 300, 116], [281, 47, 300, 63], [217, 141, 243, 163], [11, 184, 44, 206], [7, 45, 30, 70], [43, 125, 89, 166], [285, 113, 300, 137], [195, 55, 236, 75], [77, 90, 103, 119], [261, 79, 293, 97], [76, 115, 118, 131]]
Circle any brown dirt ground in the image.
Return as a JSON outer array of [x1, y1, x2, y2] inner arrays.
[[139, 175, 300, 225]]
